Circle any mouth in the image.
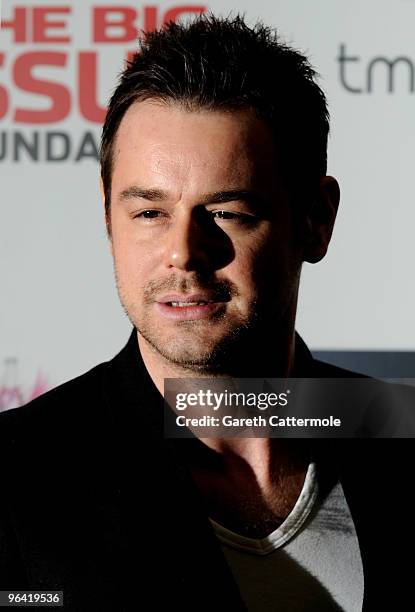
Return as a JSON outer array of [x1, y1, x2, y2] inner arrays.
[[165, 300, 215, 307], [155, 294, 229, 321]]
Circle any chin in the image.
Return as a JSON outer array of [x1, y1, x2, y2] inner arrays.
[[153, 339, 220, 368], [137, 326, 230, 369]]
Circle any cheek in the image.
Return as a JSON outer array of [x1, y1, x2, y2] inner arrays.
[[112, 236, 148, 290], [231, 230, 275, 275], [229, 231, 299, 295], [223, 240, 267, 295], [111, 219, 146, 265], [111, 213, 164, 271]]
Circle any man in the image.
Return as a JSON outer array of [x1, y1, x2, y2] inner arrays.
[[0, 14, 413, 611]]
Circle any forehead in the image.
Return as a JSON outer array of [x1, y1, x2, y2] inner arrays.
[[111, 100, 279, 191]]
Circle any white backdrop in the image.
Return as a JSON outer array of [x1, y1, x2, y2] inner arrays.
[[1, 0, 414, 406]]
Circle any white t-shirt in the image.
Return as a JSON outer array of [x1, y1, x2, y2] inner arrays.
[[210, 463, 364, 611]]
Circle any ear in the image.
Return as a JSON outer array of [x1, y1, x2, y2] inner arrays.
[[100, 177, 112, 250], [302, 176, 340, 264]]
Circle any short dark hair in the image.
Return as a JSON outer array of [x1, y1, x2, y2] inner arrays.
[[101, 13, 329, 218]]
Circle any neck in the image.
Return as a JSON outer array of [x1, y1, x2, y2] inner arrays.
[[137, 320, 298, 461], [184, 434, 311, 536]]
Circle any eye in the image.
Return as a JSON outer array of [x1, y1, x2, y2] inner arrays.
[[212, 211, 238, 220], [141, 210, 161, 219], [210, 210, 256, 223], [133, 210, 166, 220]]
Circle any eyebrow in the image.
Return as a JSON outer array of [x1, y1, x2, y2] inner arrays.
[[119, 186, 168, 202], [118, 185, 269, 207]]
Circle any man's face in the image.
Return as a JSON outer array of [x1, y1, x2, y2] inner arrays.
[[108, 100, 303, 370]]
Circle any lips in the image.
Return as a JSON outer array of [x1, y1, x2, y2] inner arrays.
[[157, 293, 224, 305], [155, 294, 228, 321], [169, 301, 212, 307]]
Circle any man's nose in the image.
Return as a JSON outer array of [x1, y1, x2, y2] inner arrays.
[[162, 209, 218, 272]]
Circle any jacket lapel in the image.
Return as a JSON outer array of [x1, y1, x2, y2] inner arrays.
[[103, 329, 247, 608]]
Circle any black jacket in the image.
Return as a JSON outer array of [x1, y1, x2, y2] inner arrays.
[[0, 330, 413, 610]]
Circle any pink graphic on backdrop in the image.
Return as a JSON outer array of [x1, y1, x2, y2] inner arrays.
[[27, 372, 49, 402], [0, 358, 50, 412], [0, 385, 24, 412]]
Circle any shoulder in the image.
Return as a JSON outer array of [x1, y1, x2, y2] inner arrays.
[[312, 357, 415, 437], [311, 357, 369, 379], [0, 360, 110, 446], [295, 332, 368, 379]]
